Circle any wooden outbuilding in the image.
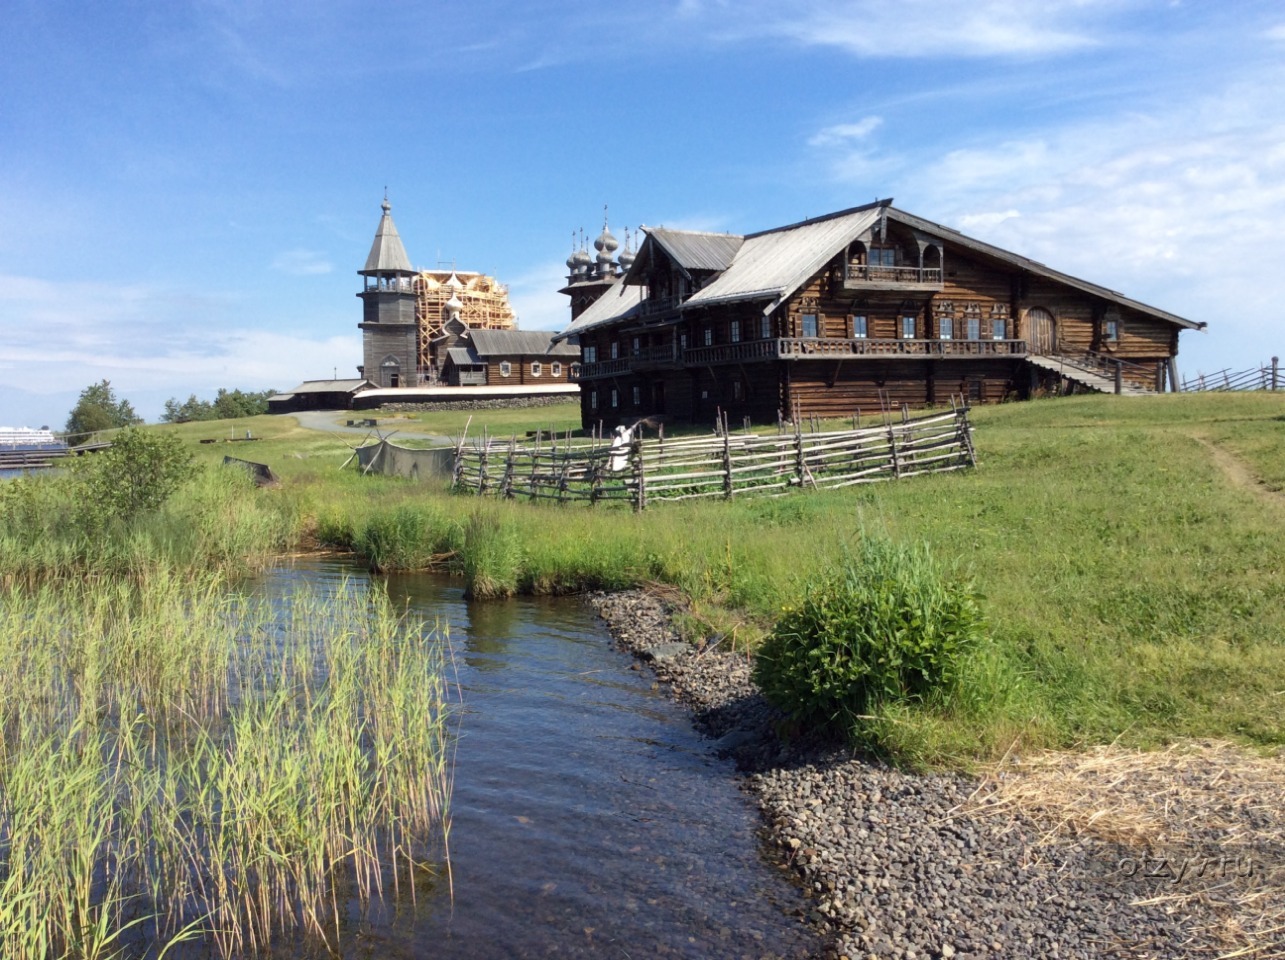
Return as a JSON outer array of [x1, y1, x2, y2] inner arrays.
[[556, 199, 1205, 428]]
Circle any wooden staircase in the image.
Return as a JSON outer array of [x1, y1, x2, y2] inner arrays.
[[1028, 352, 1154, 396]]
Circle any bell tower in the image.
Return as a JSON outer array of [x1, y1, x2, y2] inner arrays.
[[357, 196, 418, 387]]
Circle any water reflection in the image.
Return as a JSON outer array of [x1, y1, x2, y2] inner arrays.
[[265, 560, 818, 959]]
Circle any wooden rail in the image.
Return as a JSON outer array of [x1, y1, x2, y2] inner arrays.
[[453, 406, 977, 509], [684, 337, 1026, 366], [1181, 358, 1281, 392]]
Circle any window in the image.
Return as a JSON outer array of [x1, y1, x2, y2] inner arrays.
[[966, 318, 981, 341], [801, 314, 819, 338], [531, 362, 542, 377], [590, 390, 598, 411], [869, 247, 896, 267], [499, 361, 512, 377], [703, 327, 713, 347], [551, 362, 562, 377], [632, 385, 641, 406], [610, 341, 619, 360], [1105, 317, 1120, 341], [680, 332, 688, 350], [991, 318, 1006, 340], [631, 337, 641, 357], [900, 315, 917, 339], [583, 345, 597, 364], [761, 316, 772, 339], [851, 315, 868, 338], [730, 319, 741, 343], [570, 362, 581, 378], [610, 388, 619, 408], [732, 380, 744, 401], [939, 317, 954, 340]]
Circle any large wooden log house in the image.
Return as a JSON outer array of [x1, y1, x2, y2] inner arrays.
[[556, 200, 1204, 428]]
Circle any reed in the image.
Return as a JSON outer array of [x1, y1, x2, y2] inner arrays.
[[0, 573, 453, 959]]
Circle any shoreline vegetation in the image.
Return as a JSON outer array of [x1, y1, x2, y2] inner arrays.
[[2, 391, 1283, 955]]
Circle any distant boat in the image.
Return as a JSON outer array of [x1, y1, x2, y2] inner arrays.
[[0, 426, 68, 469]]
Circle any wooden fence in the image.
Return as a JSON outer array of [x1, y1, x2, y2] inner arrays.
[[1181, 358, 1281, 393], [453, 406, 976, 509]]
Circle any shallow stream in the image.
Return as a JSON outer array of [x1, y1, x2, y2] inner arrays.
[[259, 560, 818, 959]]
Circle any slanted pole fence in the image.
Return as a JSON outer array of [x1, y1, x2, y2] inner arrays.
[[453, 404, 976, 509]]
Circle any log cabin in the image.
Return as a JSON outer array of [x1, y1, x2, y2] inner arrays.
[[556, 200, 1205, 429]]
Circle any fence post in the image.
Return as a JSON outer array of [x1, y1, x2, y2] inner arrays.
[[888, 421, 901, 479], [794, 417, 805, 488], [1115, 360, 1123, 395], [631, 438, 645, 511], [501, 441, 516, 499], [1274, 356, 1280, 391], [722, 411, 734, 500]]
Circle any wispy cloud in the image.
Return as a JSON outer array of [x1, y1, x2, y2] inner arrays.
[[271, 249, 334, 276], [808, 117, 883, 148]]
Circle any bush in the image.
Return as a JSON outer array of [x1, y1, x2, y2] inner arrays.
[[753, 536, 986, 739], [76, 427, 197, 528], [461, 510, 521, 599]]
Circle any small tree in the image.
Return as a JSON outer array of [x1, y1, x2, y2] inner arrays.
[[77, 427, 197, 527], [65, 380, 142, 442]]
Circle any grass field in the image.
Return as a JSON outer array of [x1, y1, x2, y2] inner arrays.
[[8, 393, 1284, 766], [291, 392, 1285, 765]]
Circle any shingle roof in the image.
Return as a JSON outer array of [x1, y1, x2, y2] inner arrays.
[[552, 284, 646, 341], [469, 329, 580, 357], [361, 200, 414, 275], [284, 379, 375, 394], [445, 346, 481, 366], [885, 207, 1203, 330], [683, 204, 883, 314], [645, 228, 744, 273]]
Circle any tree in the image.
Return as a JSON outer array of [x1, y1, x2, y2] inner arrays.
[[65, 380, 142, 442], [160, 388, 275, 423], [77, 427, 196, 526]]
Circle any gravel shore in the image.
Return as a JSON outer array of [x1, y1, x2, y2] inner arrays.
[[590, 589, 1240, 960]]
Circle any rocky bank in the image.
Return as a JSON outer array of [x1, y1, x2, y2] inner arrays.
[[591, 590, 1240, 960]]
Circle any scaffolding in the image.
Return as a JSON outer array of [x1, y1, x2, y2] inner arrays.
[[415, 270, 517, 380]]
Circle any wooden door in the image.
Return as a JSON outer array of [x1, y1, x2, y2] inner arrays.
[[1027, 308, 1056, 354]]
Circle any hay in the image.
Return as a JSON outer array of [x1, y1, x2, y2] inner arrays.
[[964, 740, 1285, 958]]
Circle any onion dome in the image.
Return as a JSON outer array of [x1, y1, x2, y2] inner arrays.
[[573, 239, 592, 276], [445, 271, 464, 289], [444, 291, 463, 321], [618, 227, 636, 272]]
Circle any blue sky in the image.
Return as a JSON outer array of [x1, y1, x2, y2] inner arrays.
[[3, 0, 1283, 427]]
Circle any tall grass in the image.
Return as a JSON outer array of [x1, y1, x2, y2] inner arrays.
[[0, 574, 453, 959]]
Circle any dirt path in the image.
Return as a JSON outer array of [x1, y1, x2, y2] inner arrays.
[[1191, 434, 1285, 508]]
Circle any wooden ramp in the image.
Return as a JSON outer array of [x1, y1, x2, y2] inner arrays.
[[1028, 354, 1153, 396]]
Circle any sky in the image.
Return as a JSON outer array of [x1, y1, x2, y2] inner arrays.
[[2, 0, 1284, 427]]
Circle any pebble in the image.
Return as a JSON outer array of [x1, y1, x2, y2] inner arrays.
[[590, 589, 1212, 960]]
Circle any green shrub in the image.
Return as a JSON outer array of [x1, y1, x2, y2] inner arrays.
[[753, 535, 986, 739], [76, 427, 196, 527]]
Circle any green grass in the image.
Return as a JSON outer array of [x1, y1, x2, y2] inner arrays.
[[271, 392, 1285, 766]]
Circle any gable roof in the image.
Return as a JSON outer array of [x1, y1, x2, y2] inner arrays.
[[682, 203, 885, 315], [553, 283, 646, 342], [884, 207, 1203, 330], [469, 328, 580, 357], [645, 228, 744, 274], [445, 346, 481, 367]]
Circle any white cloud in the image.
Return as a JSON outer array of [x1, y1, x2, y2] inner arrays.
[[808, 117, 883, 147], [711, 0, 1120, 58], [1266, 24, 1285, 41], [505, 260, 573, 332]]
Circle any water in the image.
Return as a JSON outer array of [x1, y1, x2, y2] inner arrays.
[[262, 560, 818, 959]]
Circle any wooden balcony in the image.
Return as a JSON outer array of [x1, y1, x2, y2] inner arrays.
[[639, 295, 681, 316], [842, 264, 943, 293], [629, 344, 685, 369], [685, 337, 1028, 366], [571, 358, 631, 381]]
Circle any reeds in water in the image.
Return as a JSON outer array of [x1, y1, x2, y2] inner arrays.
[[0, 573, 453, 958]]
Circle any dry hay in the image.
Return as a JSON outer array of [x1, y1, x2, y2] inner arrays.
[[964, 740, 1285, 958]]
